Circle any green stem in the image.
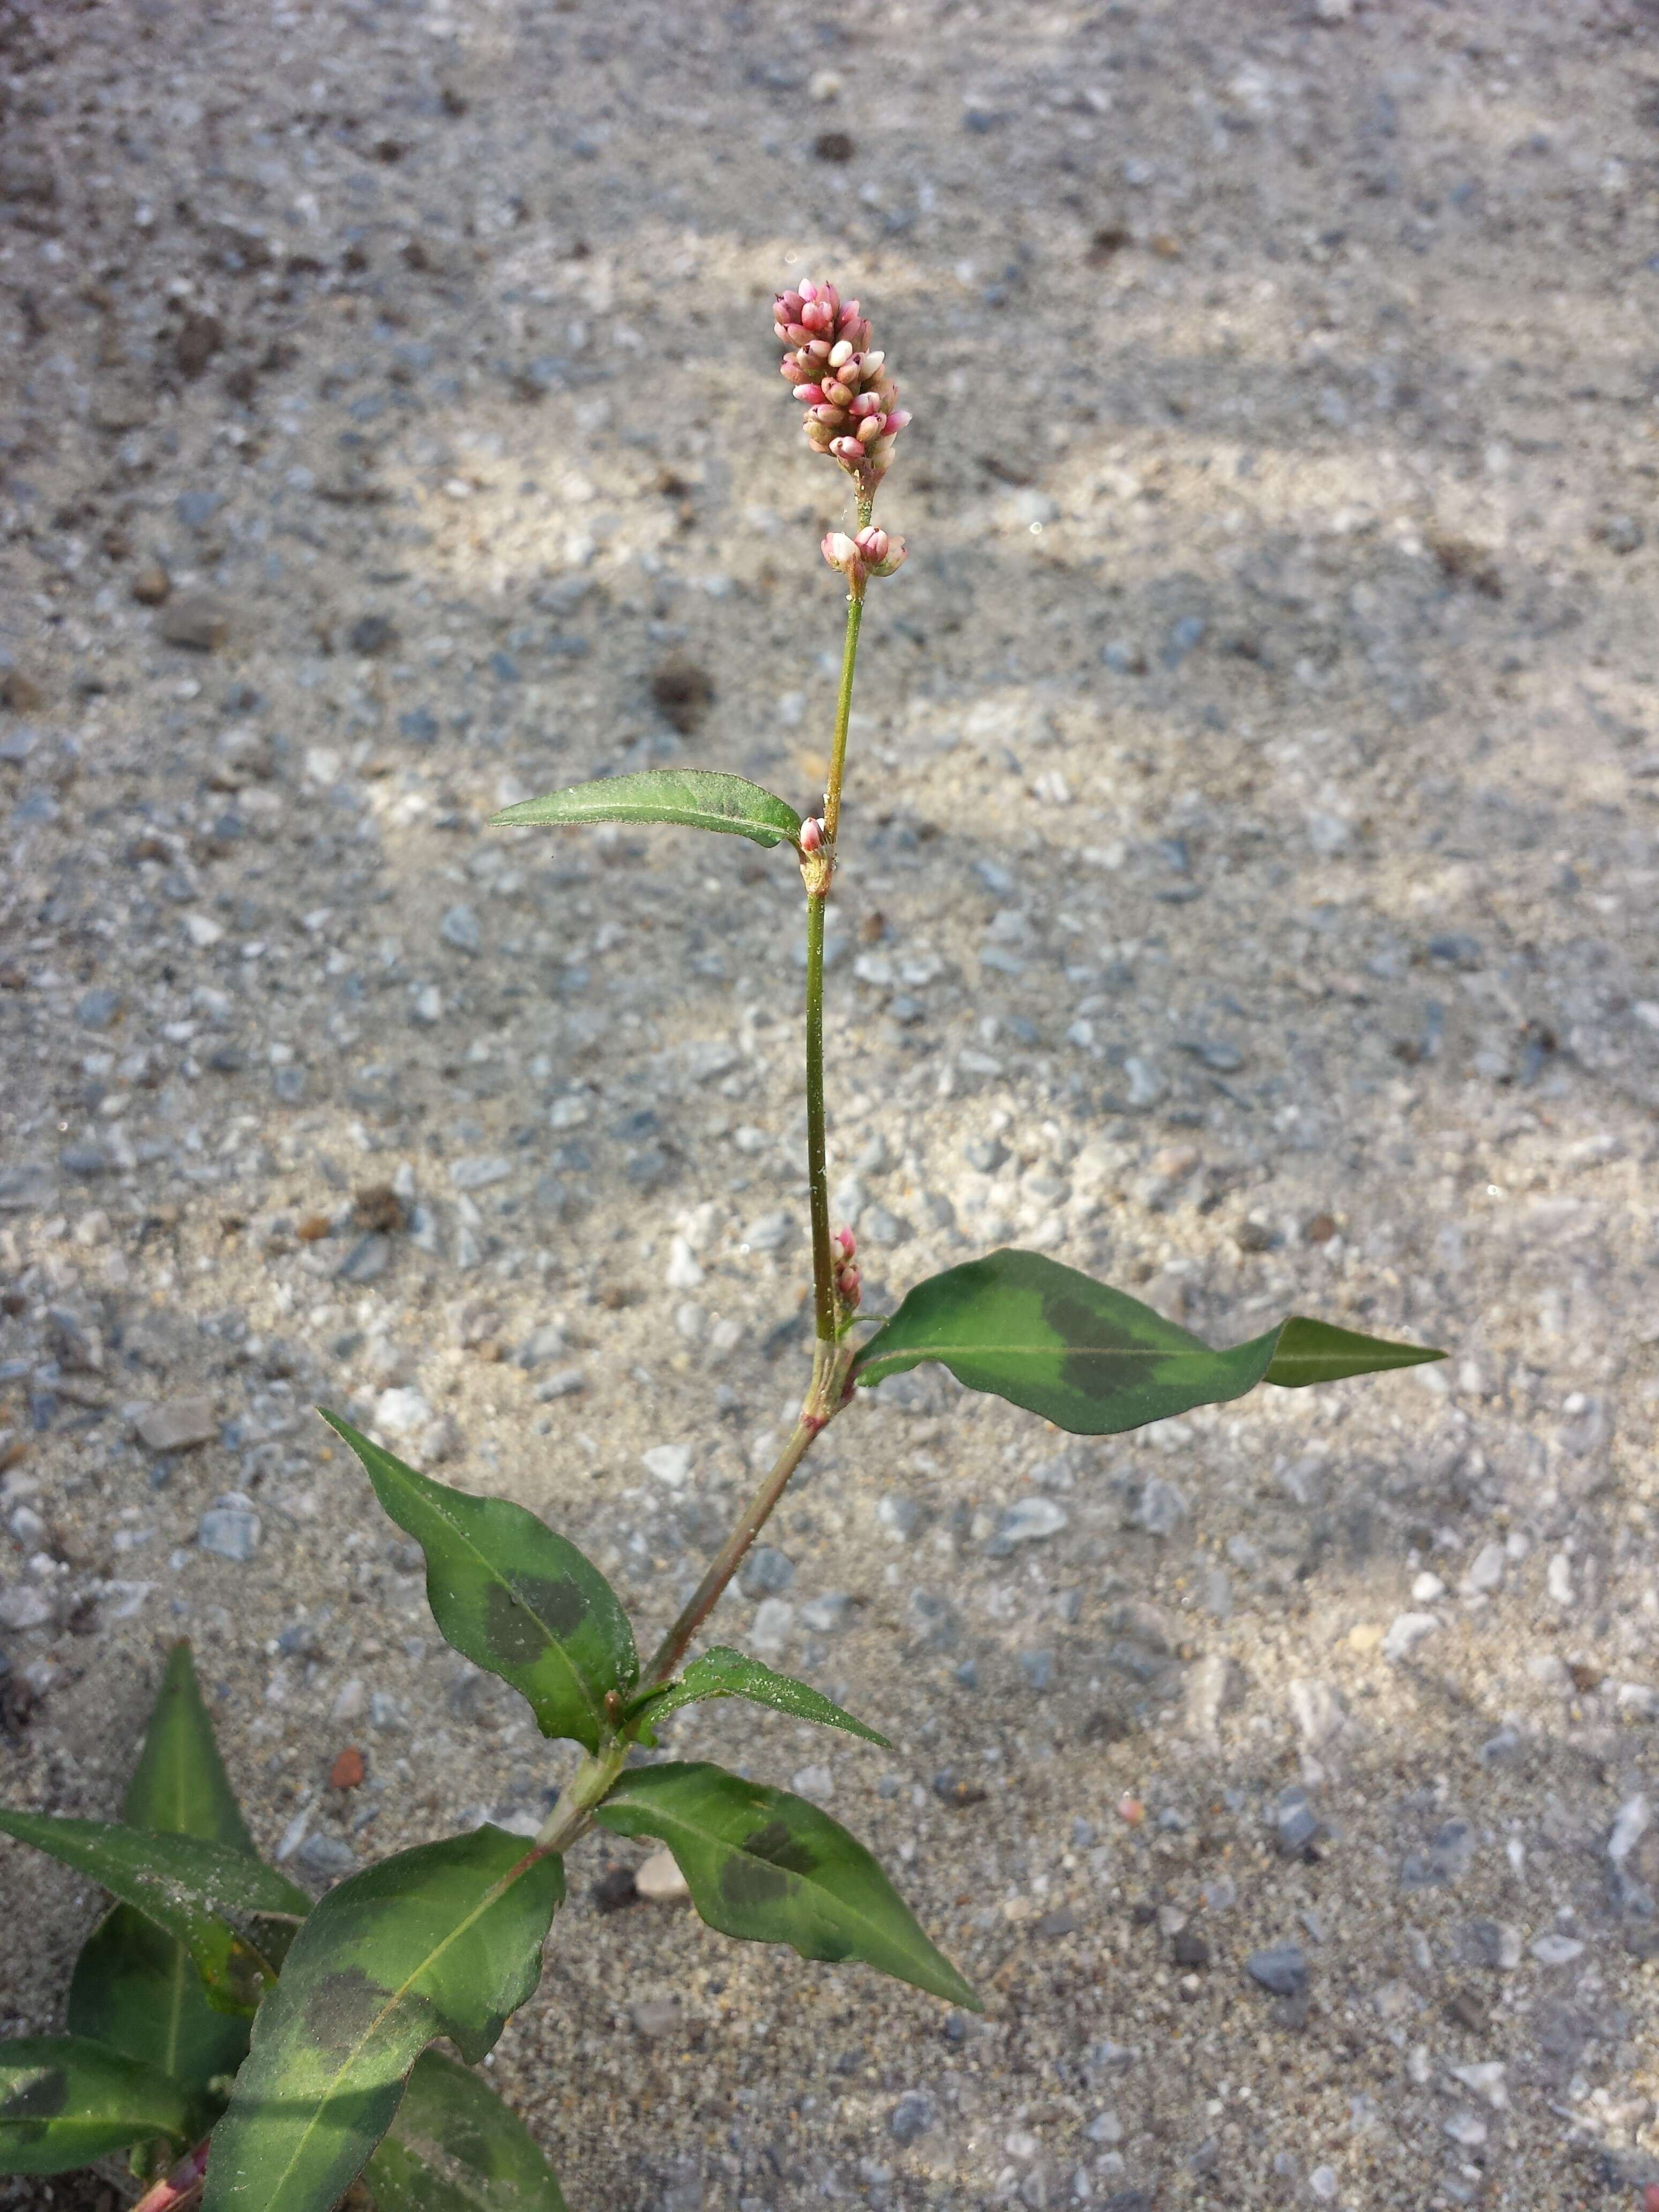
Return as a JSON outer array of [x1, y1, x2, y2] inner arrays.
[[804, 891, 834, 1340], [820, 587, 864, 851]]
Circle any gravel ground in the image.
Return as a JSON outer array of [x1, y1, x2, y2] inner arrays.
[[4, 1, 1659, 2207]]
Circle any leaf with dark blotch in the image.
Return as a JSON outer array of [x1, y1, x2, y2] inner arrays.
[[851, 1249, 1444, 1436], [362, 2050, 567, 2212], [0, 2035, 191, 2173], [626, 1648, 891, 1750], [69, 1641, 263, 2121], [0, 1810, 308, 2015], [595, 1762, 977, 2009], [201, 1826, 564, 2212], [322, 1413, 637, 1752], [489, 769, 803, 850]]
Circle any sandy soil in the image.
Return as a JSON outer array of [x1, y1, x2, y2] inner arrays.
[[4, 0, 1659, 2206]]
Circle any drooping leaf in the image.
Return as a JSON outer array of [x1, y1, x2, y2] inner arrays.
[[202, 1826, 564, 2212], [594, 1761, 977, 2009], [0, 2035, 191, 2174], [852, 1248, 1444, 1436], [323, 1413, 637, 1752], [0, 1811, 308, 2015], [625, 1647, 891, 1750], [490, 770, 803, 850], [362, 2050, 567, 2212], [69, 1641, 263, 2119]]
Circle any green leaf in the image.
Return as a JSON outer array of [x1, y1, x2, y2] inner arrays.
[[626, 1647, 891, 1750], [323, 1413, 637, 1752], [594, 1761, 977, 2010], [490, 769, 803, 850], [69, 1642, 263, 2119], [0, 2036, 191, 2174], [0, 1811, 309, 2015], [122, 1638, 257, 1848], [201, 1826, 564, 2212], [362, 2051, 567, 2212], [851, 1248, 1444, 1436]]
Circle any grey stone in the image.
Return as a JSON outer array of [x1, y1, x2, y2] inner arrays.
[[741, 1209, 793, 1253], [440, 902, 482, 953], [887, 2091, 933, 2144], [799, 1593, 854, 1633], [74, 988, 122, 1030], [739, 1546, 795, 1599], [986, 1496, 1069, 1557], [159, 593, 231, 650], [298, 1833, 358, 1879], [138, 1398, 219, 1452], [1245, 1945, 1308, 1998], [450, 1155, 512, 1191], [59, 1142, 109, 1178], [0, 1585, 53, 1631], [199, 1493, 261, 1561], [629, 1994, 682, 2039], [0, 1165, 55, 1212], [1132, 1476, 1189, 1537], [877, 1495, 924, 1541], [1274, 1787, 1322, 1857], [272, 1065, 308, 1104], [335, 1234, 392, 1283], [1020, 1648, 1055, 1692]]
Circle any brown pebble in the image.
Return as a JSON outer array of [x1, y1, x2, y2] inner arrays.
[[0, 668, 44, 712], [352, 1183, 406, 1234], [330, 1746, 365, 1790], [813, 130, 855, 162], [1304, 1212, 1339, 1244], [296, 1214, 333, 1242], [175, 311, 225, 379]]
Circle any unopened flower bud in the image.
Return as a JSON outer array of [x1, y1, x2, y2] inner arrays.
[[833, 1225, 856, 1262], [776, 278, 911, 488], [836, 1264, 862, 1310], [799, 816, 825, 853]]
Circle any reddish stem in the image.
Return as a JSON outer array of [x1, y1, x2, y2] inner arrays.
[[131, 2136, 211, 2212]]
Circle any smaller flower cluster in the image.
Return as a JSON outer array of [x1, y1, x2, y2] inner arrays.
[[820, 522, 907, 597], [775, 278, 910, 484], [832, 1225, 860, 1313]]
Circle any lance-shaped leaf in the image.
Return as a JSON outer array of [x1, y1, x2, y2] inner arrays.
[[201, 1826, 564, 2212], [852, 1248, 1444, 1436], [362, 2050, 567, 2212], [0, 2035, 192, 2174], [69, 1641, 264, 2119], [595, 1762, 977, 2009], [626, 1647, 891, 1750], [0, 1810, 309, 2015], [323, 1413, 637, 1752], [490, 769, 803, 850]]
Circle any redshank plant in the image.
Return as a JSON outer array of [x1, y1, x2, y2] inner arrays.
[[0, 278, 1444, 2212]]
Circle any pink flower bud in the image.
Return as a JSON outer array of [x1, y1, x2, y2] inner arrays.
[[884, 408, 913, 434], [799, 816, 825, 853], [781, 360, 807, 385], [810, 404, 847, 429], [836, 1264, 862, 1310], [801, 299, 833, 332], [794, 383, 825, 405], [798, 278, 820, 302], [806, 337, 832, 361], [785, 323, 811, 347], [833, 1225, 856, 1261], [827, 338, 854, 369], [847, 391, 882, 419], [829, 435, 864, 462], [778, 290, 805, 320], [855, 415, 883, 446], [854, 526, 888, 564]]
